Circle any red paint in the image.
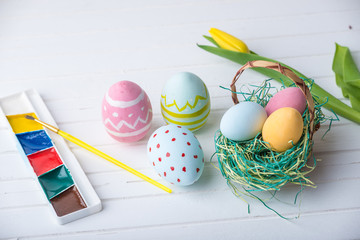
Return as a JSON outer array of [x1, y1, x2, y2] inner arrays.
[[177, 178, 180, 182], [156, 143, 160, 148], [153, 134, 157, 138], [196, 168, 200, 173], [164, 172, 167, 177], [182, 167, 186, 172], [149, 147, 151, 152], [158, 157, 162, 162], [170, 167, 174, 171], [166, 152, 170, 157], [27, 147, 63, 176], [172, 138, 176, 141], [187, 142, 191, 146], [181, 153, 185, 157], [183, 133, 187, 135], [194, 155, 198, 159], [165, 130, 169, 133]]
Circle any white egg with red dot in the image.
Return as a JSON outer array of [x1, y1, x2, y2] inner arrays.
[[147, 124, 205, 186]]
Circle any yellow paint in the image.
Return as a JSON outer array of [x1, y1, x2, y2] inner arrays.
[[188, 120, 208, 131], [6, 113, 43, 134], [161, 109, 210, 126], [262, 107, 304, 152], [161, 100, 210, 118], [163, 116, 207, 132], [161, 84, 209, 112]]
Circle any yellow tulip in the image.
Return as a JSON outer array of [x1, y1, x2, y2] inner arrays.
[[209, 28, 250, 53]]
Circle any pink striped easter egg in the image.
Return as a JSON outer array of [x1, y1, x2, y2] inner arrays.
[[102, 81, 153, 142]]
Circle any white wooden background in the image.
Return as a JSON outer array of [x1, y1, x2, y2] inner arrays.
[[0, 0, 360, 239]]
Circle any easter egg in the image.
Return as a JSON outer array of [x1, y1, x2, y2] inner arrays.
[[262, 107, 304, 152], [220, 101, 267, 141], [161, 72, 210, 132], [102, 81, 152, 142], [147, 124, 204, 186], [265, 87, 306, 116]]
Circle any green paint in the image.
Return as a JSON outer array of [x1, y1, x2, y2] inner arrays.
[[38, 165, 74, 200]]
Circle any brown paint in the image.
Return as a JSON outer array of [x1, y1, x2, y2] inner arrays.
[[50, 186, 87, 217]]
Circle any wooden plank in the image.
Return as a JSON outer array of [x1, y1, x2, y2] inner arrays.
[[1, 145, 359, 207], [0, 0, 358, 32], [1, 178, 360, 238], [15, 208, 360, 240], [0, 13, 359, 59]]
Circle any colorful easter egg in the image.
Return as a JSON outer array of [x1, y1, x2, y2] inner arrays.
[[147, 124, 204, 186], [161, 72, 210, 132], [220, 101, 267, 141], [265, 87, 307, 116], [262, 107, 304, 152], [102, 81, 152, 142]]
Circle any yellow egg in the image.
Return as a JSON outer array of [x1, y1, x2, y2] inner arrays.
[[262, 107, 304, 152]]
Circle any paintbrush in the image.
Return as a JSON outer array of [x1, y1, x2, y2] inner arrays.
[[25, 115, 172, 193]]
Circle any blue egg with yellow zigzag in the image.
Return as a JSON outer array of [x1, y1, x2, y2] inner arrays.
[[161, 72, 210, 132]]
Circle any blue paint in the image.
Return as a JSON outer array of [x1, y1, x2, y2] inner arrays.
[[16, 130, 53, 155]]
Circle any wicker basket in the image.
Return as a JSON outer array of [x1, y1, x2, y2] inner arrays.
[[215, 60, 321, 194]]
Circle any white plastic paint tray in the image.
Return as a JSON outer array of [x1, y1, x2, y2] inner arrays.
[[0, 89, 102, 224]]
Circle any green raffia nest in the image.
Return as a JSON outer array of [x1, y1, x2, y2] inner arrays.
[[213, 61, 332, 214], [215, 79, 326, 193]]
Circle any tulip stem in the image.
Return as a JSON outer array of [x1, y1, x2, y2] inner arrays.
[[197, 43, 360, 124]]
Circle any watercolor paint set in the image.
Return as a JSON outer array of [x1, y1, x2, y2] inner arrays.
[[0, 89, 102, 224]]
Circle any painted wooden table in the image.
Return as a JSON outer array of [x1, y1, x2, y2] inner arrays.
[[0, 0, 359, 239]]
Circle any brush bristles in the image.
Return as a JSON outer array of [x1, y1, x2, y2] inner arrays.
[[25, 115, 35, 120]]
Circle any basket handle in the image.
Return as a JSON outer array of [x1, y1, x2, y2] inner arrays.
[[230, 60, 316, 139]]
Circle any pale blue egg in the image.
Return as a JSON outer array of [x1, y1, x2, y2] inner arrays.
[[147, 124, 204, 186], [220, 101, 267, 141], [160, 72, 210, 132]]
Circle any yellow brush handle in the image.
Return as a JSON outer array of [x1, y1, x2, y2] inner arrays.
[[58, 130, 172, 193]]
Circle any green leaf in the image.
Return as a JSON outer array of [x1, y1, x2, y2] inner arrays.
[[350, 95, 360, 111], [198, 44, 307, 78], [203, 35, 220, 47], [332, 43, 360, 111], [198, 44, 360, 124]]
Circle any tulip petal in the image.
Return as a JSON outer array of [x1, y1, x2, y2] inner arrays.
[[209, 28, 250, 53]]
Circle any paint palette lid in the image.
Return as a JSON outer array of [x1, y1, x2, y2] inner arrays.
[[0, 89, 102, 224]]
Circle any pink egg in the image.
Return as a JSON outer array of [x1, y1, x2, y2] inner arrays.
[[265, 87, 307, 116], [102, 81, 153, 142]]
